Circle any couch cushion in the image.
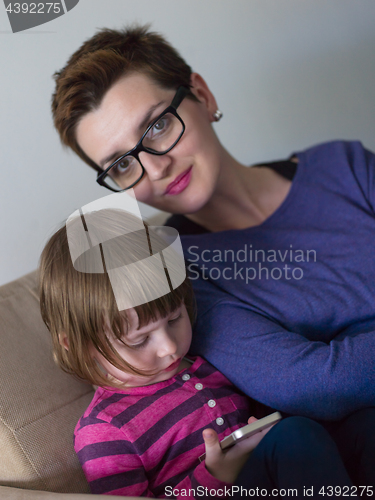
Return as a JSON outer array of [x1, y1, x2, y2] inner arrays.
[[0, 271, 95, 493], [0, 485, 132, 499]]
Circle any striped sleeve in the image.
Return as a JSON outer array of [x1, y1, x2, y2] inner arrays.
[[75, 420, 151, 496], [75, 420, 232, 498]]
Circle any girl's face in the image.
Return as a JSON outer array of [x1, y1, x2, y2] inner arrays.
[[76, 72, 223, 215], [94, 304, 192, 388]]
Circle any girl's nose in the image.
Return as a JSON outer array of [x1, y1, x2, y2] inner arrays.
[[157, 330, 178, 357], [139, 151, 172, 182]]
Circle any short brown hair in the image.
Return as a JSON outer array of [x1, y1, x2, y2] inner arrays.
[[52, 24, 197, 172], [39, 209, 195, 389]]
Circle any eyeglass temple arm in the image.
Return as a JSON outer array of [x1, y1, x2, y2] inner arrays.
[[171, 86, 190, 109]]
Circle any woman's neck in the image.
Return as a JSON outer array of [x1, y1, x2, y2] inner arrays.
[[185, 149, 292, 232]]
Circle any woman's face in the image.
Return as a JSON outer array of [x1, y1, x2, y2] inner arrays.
[[76, 72, 223, 214]]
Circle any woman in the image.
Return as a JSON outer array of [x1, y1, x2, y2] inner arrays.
[[52, 25, 375, 486]]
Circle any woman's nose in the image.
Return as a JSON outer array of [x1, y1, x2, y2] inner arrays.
[[139, 151, 172, 182]]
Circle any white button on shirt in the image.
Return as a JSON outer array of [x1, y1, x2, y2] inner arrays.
[[208, 399, 216, 408], [182, 374, 191, 381], [216, 417, 224, 426], [195, 383, 203, 390]]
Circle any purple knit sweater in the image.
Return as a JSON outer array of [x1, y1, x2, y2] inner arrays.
[[172, 141, 375, 421]]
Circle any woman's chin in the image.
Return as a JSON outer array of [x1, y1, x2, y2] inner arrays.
[[164, 198, 207, 216], [164, 186, 213, 215]]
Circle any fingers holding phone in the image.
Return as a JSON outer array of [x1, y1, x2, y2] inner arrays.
[[202, 412, 282, 484], [203, 427, 252, 484]]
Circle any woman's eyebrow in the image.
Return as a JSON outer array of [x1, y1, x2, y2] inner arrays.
[[138, 100, 166, 131], [100, 150, 122, 169], [99, 100, 167, 168]]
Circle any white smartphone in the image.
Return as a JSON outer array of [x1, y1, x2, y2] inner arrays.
[[220, 411, 282, 450], [199, 412, 282, 462]]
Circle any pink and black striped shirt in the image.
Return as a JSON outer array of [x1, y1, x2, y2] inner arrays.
[[74, 357, 254, 497]]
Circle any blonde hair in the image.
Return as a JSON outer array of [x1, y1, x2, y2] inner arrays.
[[39, 209, 195, 388]]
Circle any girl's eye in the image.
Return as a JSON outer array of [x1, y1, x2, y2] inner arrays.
[[168, 313, 182, 325], [130, 336, 149, 350]]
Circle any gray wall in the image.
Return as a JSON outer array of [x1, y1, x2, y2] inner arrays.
[[1, 0, 375, 285]]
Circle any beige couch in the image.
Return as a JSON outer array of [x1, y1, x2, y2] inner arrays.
[[0, 213, 170, 499], [0, 271, 130, 499]]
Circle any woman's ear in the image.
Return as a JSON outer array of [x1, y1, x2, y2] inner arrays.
[[59, 333, 69, 351], [189, 73, 219, 122]]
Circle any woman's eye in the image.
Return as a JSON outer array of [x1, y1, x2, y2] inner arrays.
[[154, 118, 166, 131], [115, 159, 131, 173], [112, 156, 136, 177], [149, 116, 170, 137]]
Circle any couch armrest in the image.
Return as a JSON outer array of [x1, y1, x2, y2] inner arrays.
[[0, 272, 94, 493]]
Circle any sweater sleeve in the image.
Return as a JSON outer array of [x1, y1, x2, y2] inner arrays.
[[344, 141, 375, 213], [74, 420, 232, 498], [192, 297, 375, 421]]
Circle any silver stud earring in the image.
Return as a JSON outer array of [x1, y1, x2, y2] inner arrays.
[[213, 109, 223, 122]]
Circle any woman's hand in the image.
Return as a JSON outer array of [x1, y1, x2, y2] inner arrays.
[[202, 417, 271, 484]]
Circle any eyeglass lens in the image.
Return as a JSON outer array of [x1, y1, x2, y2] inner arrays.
[[103, 112, 183, 191]]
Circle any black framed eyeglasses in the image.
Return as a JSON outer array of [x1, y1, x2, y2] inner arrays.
[[96, 86, 190, 192]]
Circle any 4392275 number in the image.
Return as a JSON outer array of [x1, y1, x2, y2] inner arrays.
[[5, 3, 61, 14], [319, 486, 373, 496]]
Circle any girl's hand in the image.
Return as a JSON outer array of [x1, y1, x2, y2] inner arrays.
[[202, 417, 272, 484]]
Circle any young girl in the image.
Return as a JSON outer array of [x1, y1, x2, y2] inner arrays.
[[39, 208, 354, 498]]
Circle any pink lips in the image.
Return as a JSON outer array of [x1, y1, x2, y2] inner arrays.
[[165, 167, 192, 195], [164, 358, 181, 372]]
